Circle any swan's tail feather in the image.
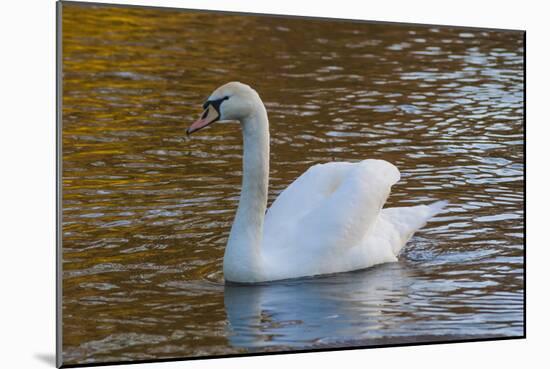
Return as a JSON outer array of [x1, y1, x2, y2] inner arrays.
[[381, 200, 448, 256], [426, 200, 449, 218]]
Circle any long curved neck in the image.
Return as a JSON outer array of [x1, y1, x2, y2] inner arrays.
[[224, 103, 270, 282]]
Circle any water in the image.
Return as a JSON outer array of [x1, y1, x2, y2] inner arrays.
[[61, 3, 524, 365]]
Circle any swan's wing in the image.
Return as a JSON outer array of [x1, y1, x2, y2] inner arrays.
[[264, 159, 400, 252], [264, 161, 355, 239]]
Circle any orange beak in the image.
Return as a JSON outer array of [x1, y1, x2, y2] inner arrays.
[[186, 105, 220, 135]]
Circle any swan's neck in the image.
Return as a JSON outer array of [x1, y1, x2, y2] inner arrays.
[[224, 105, 270, 282]]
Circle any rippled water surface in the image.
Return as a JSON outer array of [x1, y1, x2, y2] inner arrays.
[[61, 3, 524, 365]]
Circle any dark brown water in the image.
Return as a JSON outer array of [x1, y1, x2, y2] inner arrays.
[[61, 4, 524, 365]]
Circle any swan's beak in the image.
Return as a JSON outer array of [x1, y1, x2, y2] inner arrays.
[[186, 105, 220, 135]]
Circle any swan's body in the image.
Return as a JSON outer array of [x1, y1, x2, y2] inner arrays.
[[187, 82, 446, 283]]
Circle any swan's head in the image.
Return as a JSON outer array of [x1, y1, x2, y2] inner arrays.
[[187, 81, 261, 135]]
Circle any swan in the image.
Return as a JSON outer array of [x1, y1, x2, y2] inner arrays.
[[186, 81, 447, 283]]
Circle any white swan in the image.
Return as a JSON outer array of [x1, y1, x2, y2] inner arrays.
[[187, 82, 447, 283]]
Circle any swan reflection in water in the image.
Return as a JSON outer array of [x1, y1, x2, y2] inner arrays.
[[224, 262, 415, 350]]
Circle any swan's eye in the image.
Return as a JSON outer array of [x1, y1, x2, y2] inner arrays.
[[202, 96, 230, 111]]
